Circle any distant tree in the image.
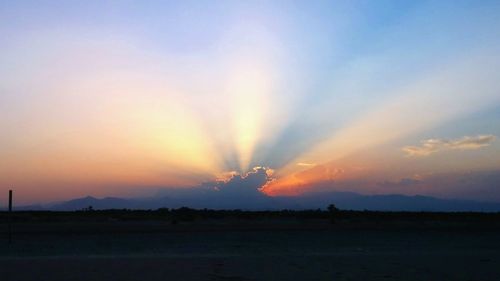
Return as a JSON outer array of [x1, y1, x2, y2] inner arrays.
[[157, 207, 170, 213], [328, 204, 339, 212], [81, 205, 94, 212], [327, 204, 339, 224], [172, 207, 196, 222]]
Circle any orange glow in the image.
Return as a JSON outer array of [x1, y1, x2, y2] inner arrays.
[[264, 163, 347, 195]]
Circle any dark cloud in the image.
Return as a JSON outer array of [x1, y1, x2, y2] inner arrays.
[[154, 167, 274, 209], [210, 167, 271, 197]]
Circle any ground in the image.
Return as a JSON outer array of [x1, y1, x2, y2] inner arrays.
[[0, 216, 499, 280]]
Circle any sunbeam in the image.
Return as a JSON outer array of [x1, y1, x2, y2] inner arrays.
[[1, 1, 500, 204]]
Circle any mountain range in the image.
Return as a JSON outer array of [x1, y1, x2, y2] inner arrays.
[[12, 192, 500, 212]]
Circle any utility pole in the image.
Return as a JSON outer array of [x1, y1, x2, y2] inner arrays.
[[8, 190, 12, 244]]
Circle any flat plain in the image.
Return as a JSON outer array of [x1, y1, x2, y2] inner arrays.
[[1, 211, 499, 281]]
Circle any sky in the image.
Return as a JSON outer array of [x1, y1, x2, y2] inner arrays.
[[1, 0, 500, 205]]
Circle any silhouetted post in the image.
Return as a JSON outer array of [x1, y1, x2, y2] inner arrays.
[[8, 190, 12, 244]]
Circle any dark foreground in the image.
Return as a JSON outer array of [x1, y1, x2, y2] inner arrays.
[[1, 210, 500, 281]]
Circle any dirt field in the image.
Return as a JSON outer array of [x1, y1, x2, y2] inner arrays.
[[1, 218, 500, 280]]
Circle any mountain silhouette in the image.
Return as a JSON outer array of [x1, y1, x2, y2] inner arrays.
[[18, 192, 500, 212]]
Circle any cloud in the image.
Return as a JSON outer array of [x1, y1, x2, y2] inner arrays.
[[377, 178, 422, 188], [153, 167, 275, 209], [212, 166, 272, 196], [403, 135, 496, 157], [297, 162, 317, 167], [156, 166, 274, 198]]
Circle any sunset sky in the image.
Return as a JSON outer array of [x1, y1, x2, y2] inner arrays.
[[1, 0, 500, 205]]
